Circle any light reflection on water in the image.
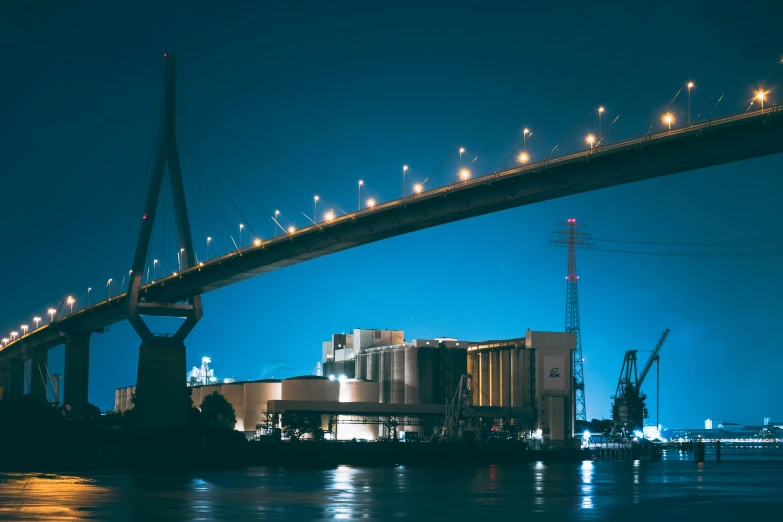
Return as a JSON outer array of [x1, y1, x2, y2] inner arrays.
[[581, 460, 593, 509], [1, 459, 782, 520]]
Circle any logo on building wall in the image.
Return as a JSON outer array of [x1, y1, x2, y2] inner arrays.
[[549, 368, 560, 377]]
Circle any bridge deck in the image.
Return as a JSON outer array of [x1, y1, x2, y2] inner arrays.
[[3, 108, 782, 357]]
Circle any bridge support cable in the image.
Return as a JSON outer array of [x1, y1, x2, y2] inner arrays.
[[176, 101, 321, 224], [177, 99, 356, 221], [177, 131, 229, 258], [175, 122, 247, 252], [174, 117, 274, 239]]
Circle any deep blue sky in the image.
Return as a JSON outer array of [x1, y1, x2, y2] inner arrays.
[[2, 1, 782, 426]]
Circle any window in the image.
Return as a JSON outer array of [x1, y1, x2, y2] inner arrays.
[[375, 331, 381, 339]]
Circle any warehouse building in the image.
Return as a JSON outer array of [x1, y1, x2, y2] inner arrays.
[[468, 330, 576, 441], [114, 328, 575, 443]]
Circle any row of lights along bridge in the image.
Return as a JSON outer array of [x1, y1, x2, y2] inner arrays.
[[2, 81, 774, 345]]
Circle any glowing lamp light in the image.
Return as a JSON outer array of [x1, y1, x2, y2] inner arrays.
[[366, 198, 376, 208], [459, 168, 470, 180], [517, 152, 530, 163], [586, 134, 596, 148], [413, 183, 423, 194], [287, 226, 295, 234], [338, 374, 348, 383], [325, 210, 335, 222], [687, 82, 694, 89], [328, 375, 336, 381], [662, 113, 674, 129], [253, 238, 262, 246]]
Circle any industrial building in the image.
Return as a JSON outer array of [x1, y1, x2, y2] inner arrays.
[[115, 328, 576, 443], [468, 331, 575, 440]]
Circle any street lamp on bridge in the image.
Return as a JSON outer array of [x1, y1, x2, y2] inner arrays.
[[663, 113, 674, 130], [107, 278, 114, 299], [402, 165, 408, 197], [460, 169, 470, 184], [687, 82, 694, 125], [287, 226, 296, 235], [10, 332, 18, 341], [21, 325, 28, 336], [313, 196, 319, 223], [239, 224, 244, 248], [274, 210, 280, 237], [253, 238, 262, 247], [358, 180, 364, 210], [48, 308, 56, 323], [66, 296, 75, 314], [459, 147, 465, 170], [586, 134, 596, 149], [756, 90, 766, 112], [87, 287, 92, 306], [366, 198, 376, 208], [206, 237, 212, 261], [153, 259, 158, 281], [598, 108, 605, 141], [2, 338, 8, 346], [414, 183, 423, 194], [33, 316, 41, 329], [325, 210, 335, 222], [517, 152, 530, 163]]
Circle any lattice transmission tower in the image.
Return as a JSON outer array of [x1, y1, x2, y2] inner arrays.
[[551, 218, 592, 422]]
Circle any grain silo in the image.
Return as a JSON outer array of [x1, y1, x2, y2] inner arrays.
[[197, 384, 222, 408], [355, 353, 367, 380], [378, 350, 393, 403], [281, 376, 339, 402], [404, 345, 420, 404], [219, 382, 245, 431], [243, 379, 282, 432], [339, 378, 380, 403], [391, 347, 405, 404], [367, 351, 379, 381], [189, 385, 203, 410]]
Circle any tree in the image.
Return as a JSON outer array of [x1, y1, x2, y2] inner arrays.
[[281, 412, 324, 441], [200, 391, 236, 430]]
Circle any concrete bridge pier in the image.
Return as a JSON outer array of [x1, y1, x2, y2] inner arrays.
[[64, 334, 90, 414], [135, 339, 187, 429], [29, 347, 48, 400], [0, 358, 26, 397]]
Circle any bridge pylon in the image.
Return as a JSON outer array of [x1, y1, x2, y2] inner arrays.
[[126, 53, 202, 429]]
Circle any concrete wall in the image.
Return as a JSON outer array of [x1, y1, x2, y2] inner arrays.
[[529, 330, 576, 442]]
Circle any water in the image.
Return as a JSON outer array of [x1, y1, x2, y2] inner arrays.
[[1, 450, 782, 520]]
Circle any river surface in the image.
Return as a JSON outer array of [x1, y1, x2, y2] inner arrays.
[[1, 447, 781, 520]]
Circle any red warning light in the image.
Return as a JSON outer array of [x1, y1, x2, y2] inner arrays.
[[163, 53, 167, 57], [143, 213, 147, 219]]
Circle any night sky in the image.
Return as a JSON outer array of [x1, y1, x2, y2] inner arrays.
[[2, 1, 782, 427]]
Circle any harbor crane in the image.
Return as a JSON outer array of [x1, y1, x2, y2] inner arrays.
[[611, 329, 670, 439]]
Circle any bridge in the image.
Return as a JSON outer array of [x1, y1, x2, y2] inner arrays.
[[1, 55, 781, 427]]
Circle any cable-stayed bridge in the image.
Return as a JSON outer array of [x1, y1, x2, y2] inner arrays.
[[1, 55, 781, 426]]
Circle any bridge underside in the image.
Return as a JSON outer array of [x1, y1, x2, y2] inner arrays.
[[1, 111, 782, 363]]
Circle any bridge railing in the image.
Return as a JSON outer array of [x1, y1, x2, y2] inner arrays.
[[2, 106, 780, 353]]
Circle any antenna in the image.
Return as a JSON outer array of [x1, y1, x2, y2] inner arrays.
[[551, 218, 593, 423]]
